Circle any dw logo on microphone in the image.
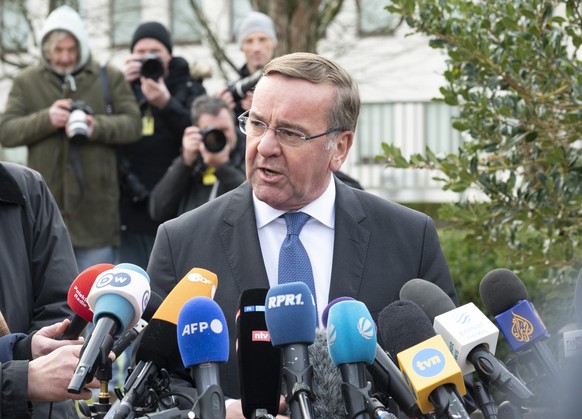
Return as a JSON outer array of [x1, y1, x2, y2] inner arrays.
[[95, 271, 131, 288]]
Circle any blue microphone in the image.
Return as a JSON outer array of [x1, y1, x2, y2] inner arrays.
[[328, 300, 395, 419], [265, 282, 316, 419], [177, 296, 228, 419]]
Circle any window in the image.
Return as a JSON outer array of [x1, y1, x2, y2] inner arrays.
[[357, 0, 401, 36], [170, 0, 202, 44], [111, 0, 141, 48], [1, 0, 29, 51]]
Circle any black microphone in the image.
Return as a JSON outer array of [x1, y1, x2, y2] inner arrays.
[[379, 300, 470, 419], [236, 289, 282, 419], [265, 282, 317, 419], [68, 264, 151, 394], [322, 297, 422, 418], [479, 268, 562, 402]]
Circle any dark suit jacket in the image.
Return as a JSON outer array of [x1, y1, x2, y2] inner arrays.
[[147, 178, 457, 398]]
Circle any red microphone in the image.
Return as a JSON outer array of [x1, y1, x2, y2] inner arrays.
[[60, 263, 115, 340]]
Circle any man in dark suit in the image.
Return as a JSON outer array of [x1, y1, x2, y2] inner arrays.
[[147, 52, 457, 417]]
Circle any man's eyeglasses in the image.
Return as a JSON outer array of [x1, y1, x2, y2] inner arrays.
[[237, 110, 340, 148]]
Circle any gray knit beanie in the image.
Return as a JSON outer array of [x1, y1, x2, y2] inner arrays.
[[236, 12, 277, 48]]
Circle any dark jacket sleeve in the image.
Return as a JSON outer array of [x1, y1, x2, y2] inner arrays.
[[0, 334, 27, 363], [1, 360, 31, 418]]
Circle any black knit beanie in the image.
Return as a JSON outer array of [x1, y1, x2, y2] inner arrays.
[[130, 21, 172, 54]]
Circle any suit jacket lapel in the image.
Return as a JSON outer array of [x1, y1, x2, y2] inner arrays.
[[329, 178, 370, 301], [220, 183, 271, 292]]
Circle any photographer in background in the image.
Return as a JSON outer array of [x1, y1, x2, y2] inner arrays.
[[148, 95, 246, 222], [118, 21, 206, 269], [0, 5, 141, 273], [218, 11, 277, 119]]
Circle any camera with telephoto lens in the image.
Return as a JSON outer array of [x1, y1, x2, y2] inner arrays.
[[201, 127, 227, 153], [226, 70, 262, 102], [139, 54, 164, 80], [67, 100, 93, 143]]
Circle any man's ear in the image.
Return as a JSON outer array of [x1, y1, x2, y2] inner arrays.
[[329, 131, 353, 172]]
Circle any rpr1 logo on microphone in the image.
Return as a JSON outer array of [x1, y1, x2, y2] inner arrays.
[[412, 348, 445, 377], [181, 319, 224, 336], [267, 293, 304, 308], [95, 271, 131, 288]]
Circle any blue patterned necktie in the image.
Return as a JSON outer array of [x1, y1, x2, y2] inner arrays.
[[278, 212, 318, 323]]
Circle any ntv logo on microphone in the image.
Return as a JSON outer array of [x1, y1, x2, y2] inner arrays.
[[95, 271, 131, 288]]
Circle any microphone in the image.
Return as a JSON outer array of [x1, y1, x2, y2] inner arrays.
[[327, 299, 396, 419], [379, 300, 469, 418], [68, 263, 151, 394], [177, 296, 228, 419], [479, 269, 562, 393], [60, 263, 115, 340], [323, 297, 421, 418], [111, 291, 163, 358], [402, 278, 534, 401], [134, 268, 218, 372], [265, 282, 316, 419], [236, 288, 282, 419]]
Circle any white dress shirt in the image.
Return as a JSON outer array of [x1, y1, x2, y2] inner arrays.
[[253, 176, 336, 328]]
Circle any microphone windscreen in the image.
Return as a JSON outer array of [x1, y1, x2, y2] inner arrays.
[[399, 278, 456, 323], [309, 329, 346, 418], [378, 300, 435, 360], [153, 268, 218, 324], [265, 282, 316, 346], [327, 300, 376, 365], [177, 296, 229, 367], [321, 296, 354, 328], [479, 268, 528, 315], [236, 288, 282, 418], [89, 264, 151, 333], [68, 263, 115, 322]]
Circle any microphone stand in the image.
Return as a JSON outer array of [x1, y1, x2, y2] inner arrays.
[[340, 381, 398, 419], [78, 354, 114, 418]]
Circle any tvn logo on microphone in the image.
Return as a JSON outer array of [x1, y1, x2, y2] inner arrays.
[[95, 271, 131, 288], [181, 318, 224, 336], [412, 348, 445, 377], [267, 293, 304, 308]]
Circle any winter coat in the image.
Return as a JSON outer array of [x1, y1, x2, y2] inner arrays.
[[0, 6, 141, 248]]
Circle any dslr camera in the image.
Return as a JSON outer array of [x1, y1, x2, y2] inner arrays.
[[226, 70, 262, 102], [67, 100, 93, 143], [139, 54, 164, 80], [201, 127, 227, 153]]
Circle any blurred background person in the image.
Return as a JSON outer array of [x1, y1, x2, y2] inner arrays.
[[118, 21, 206, 269], [0, 5, 142, 272], [148, 95, 246, 222], [217, 11, 277, 119]]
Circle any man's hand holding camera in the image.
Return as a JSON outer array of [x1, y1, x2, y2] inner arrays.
[[49, 99, 74, 129], [181, 125, 231, 168], [123, 54, 170, 109]]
